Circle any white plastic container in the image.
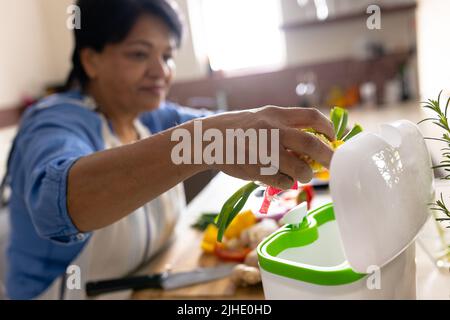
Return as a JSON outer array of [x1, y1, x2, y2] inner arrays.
[[257, 120, 434, 299]]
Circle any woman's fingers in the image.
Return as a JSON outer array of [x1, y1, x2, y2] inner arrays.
[[257, 172, 294, 191], [209, 106, 336, 187], [278, 149, 313, 183], [281, 128, 334, 169], [274, 107, 335, 141]]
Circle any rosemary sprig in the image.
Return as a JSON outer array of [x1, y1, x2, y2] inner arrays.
[[419, 90, 450, 225], [419, 90, 450, 151], [429, 194, 450, 228]]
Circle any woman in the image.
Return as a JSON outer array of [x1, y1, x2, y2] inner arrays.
[[3, 0, 334, 299]]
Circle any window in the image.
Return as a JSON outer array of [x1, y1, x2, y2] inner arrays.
[[188, 0, 285, 73]]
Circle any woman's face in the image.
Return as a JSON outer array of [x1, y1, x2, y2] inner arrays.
[[84, 14, 177, 114]]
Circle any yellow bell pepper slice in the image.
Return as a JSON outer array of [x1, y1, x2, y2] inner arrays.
[[201, 224, 218, 253], [224, 210, 256, 239], [313, 140, 345, 180]]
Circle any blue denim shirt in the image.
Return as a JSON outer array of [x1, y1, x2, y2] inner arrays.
[[4, 90, 211, 299]]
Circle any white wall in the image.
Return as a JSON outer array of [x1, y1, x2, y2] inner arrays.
[[0, 0, 202, 109], [38, 0, 74, 84], [416, 0, 450, 99], [0, 0, 54, 109]]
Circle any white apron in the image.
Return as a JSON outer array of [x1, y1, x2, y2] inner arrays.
[[37, 101, 185, 300]]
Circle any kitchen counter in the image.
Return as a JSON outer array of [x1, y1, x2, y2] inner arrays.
[[133, 172, 449, 300], [132, 173, 267, 300]]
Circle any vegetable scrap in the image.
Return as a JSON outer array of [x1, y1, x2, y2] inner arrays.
[[214, 107, 362, 242]]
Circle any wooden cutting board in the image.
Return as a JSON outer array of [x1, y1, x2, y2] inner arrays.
[[131, 225, 264, 300]]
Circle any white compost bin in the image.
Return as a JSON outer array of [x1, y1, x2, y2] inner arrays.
[[257, 120, 434, 299]]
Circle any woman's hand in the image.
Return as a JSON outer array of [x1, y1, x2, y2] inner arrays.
[[204, 106, 335, 190], [68, 105, 334, 232]]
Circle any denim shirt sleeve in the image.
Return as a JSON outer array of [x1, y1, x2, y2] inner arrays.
[[14, 106, 100, 245]]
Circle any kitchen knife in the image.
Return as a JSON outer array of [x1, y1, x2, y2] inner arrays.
[[85, 263, 237, 297]]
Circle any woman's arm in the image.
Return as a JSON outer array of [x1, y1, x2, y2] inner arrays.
[[68, 106, 335, 232], [67, 119, 203, 232]]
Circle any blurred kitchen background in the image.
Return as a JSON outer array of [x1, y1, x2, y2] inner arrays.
[[1, 0, 450, 251]]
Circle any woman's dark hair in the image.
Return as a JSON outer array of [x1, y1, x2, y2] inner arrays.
[[65, 0, 183, 90]]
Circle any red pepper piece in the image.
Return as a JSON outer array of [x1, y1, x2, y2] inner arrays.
[[259, 181, 299, 214], [213, 243, 252, 262]]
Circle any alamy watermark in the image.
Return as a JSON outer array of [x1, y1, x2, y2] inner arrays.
[[66, 4, 382, 31], [366, 265, 381, 290], [66, 4, 81, 30], [171, 120, 280, 176], [66, 264, 81, 290], [367, 5, 381, 30]]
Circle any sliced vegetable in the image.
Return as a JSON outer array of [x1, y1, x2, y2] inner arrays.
[[297, 132, 333, 174], [314, 170, 330, 181], [201, 224, 219, 253], [342, 124, 363, 142], [330, 106, 348, 140], [214, 243, 252, 262], [296, 184, 314, 209], [332, 140, 345, 149], [215, 182, 259, 242], [215, 107, 363, 242], [310, 107, 361, 180], [337, 111, 348, 140], [330, 106, 362, 142], [201, 241, 215, 253], [201, 211, 255, 252], [191, 212, 219, 231], [224, 209, 256, 239], [330, 106, 345, 137], [259, 182, 298, 214]]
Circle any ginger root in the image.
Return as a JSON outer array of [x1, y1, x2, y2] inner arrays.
[[244, 249, 259, 268], [231, 264, 261, 287], [240, 219, 278, 249]]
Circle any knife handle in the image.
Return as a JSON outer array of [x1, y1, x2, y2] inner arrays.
[[85, 273, 165, 297]]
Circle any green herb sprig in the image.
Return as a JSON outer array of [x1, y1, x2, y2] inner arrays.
[[419, 90, 450, 226], [191, 212, 219, 231], [429, 193, 450, 226]]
